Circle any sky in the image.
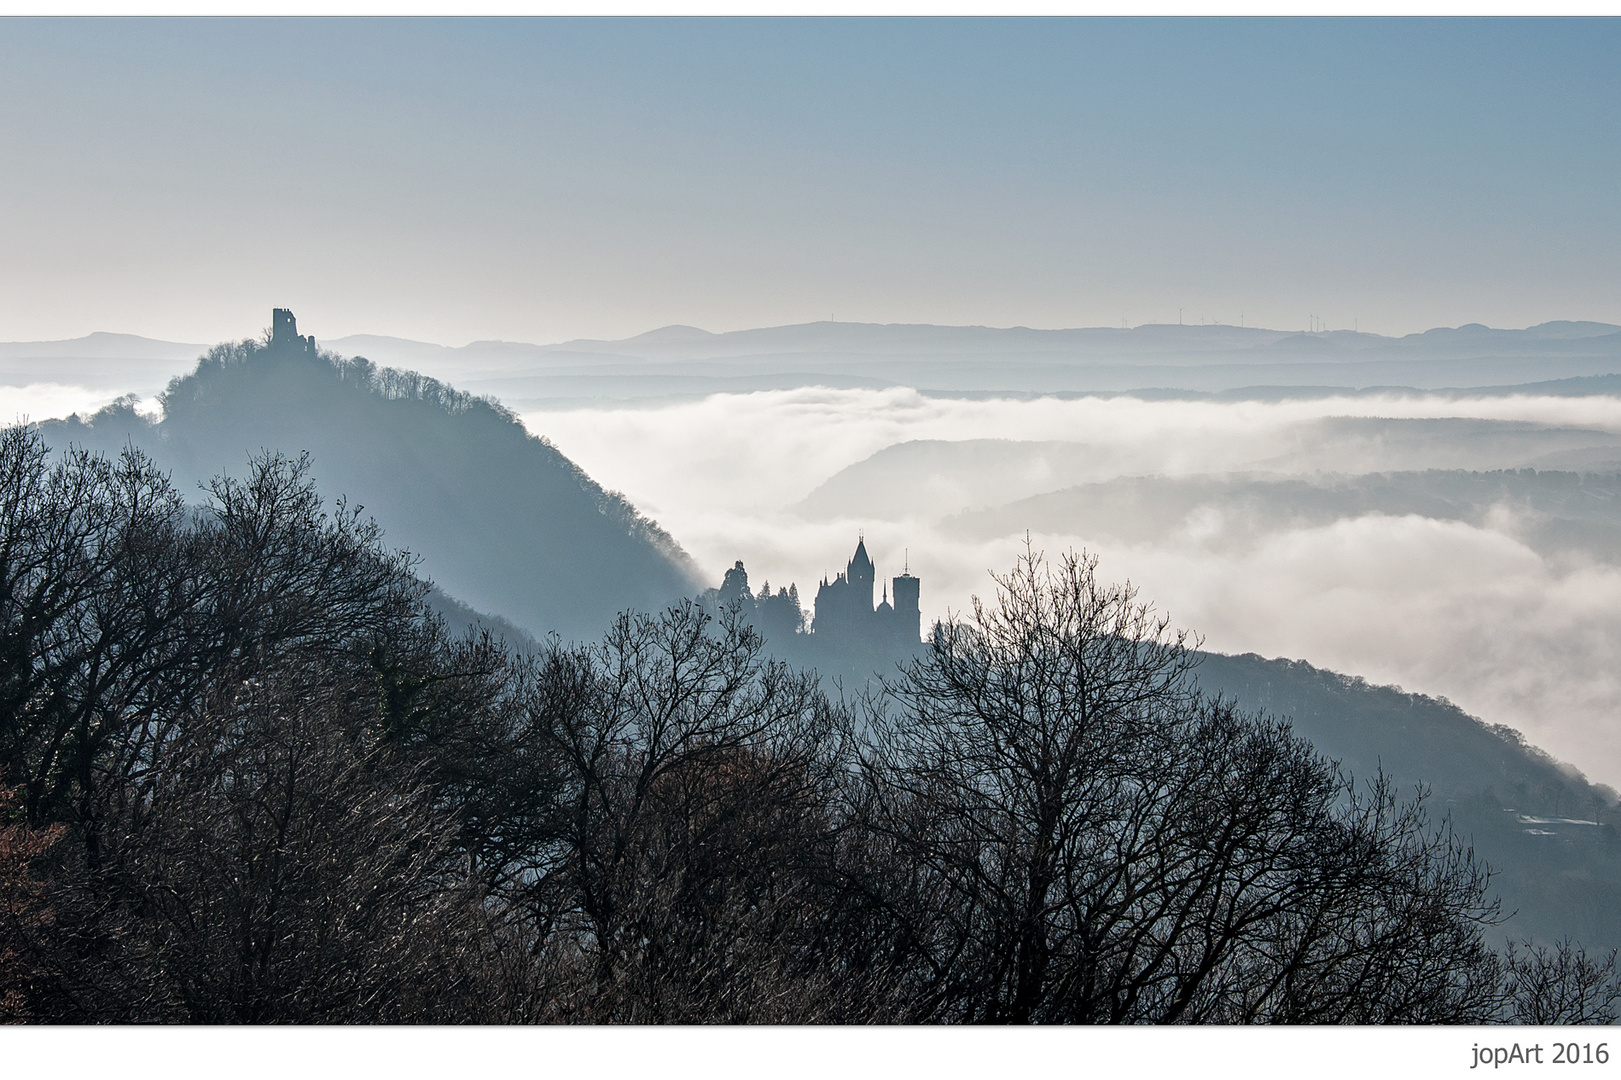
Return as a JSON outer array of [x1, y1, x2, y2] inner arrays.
[[2, 17, 1619, 345], [3, 17, 1621, 783]]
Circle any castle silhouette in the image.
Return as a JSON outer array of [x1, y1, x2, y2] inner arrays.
[[270, 308, 319, 356], [705, 537, 923, 654], [813, 536, 920, 648]]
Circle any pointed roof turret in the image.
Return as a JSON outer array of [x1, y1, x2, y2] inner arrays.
[[851, 536, 872, 571]]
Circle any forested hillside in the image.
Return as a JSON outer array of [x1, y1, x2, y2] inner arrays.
[[10, 327, 1621, 1022], [1198, 653, 1621, 953], [698, 552, 1621, 959], [41, 335, 703, 639], [3, 445, 1612, 1023]]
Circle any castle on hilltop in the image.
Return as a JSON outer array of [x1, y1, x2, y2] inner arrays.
[[701, 537, 923, 655], [270, 308, 319, 356], [814, 536, 920, 649]]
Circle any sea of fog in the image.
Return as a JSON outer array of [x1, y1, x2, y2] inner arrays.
[[520, 387, 1621, 790], [0, 384, 164, 426], [5, 374, 1619, 789]]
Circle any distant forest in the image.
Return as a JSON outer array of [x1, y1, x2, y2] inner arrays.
[[3, 428, 1618, 1024], [42, 333, 704, 640]]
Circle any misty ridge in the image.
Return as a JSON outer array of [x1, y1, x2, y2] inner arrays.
[[798, 437, 1621, 566], [798, 430, 1621, 525], [38, 319, 703, 641], [523, 376, 1621, 789], [7, 311, 1621, 1024], [9, 317, 1621, 414], [944, 468, 1621, 562]]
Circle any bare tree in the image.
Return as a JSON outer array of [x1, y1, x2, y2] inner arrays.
[[1501, 939, 1621, 1025], [2, 428, 1606, 1025], [0, 433, 501, 1021], [848, 547, 1504, 1023], [470, 602, 861, 1021]]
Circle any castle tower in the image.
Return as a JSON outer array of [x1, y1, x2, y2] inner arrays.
[[813, 536, 920, 646], [847, 537, 874, 613], [270, 308, 317, 355], [891, 571, 920, 643], [272, 308, 299, 346]]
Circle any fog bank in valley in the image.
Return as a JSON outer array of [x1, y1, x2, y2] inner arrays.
[[522, 386, 1621, 788], [5, 330, 1620, 790]]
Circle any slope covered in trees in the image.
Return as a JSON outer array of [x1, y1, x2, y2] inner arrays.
[[41, 333, 703, 640], [4, 431, 1614, 1023], [1198, 653, 1621, 955], [694, 552, 1621, 962]]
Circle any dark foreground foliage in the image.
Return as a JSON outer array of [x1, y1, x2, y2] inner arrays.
[[0, 427, 1616, 1024]]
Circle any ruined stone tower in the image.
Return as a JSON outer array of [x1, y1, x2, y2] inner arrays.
[[270, 308, 318, 355]]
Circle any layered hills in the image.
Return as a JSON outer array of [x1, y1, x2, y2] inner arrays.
[[9, 318, 1621, 407], [942, 468, 1621, 566], [41, 328, 703, 640], [22, 315, 1621, 953], [372, 319, 1621, 403], [801, 425, 1621, 525]]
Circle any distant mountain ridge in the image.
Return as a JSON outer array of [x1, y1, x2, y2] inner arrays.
[[9, 319, 1618, 361], [545, 318, 1621, 361], [0, 331, 209, 361], [336, 319, 1621, 399], [9, 318, 1621, 400]]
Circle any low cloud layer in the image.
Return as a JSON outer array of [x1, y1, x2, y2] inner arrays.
[[522, 387, 1621, 788], [7, 374, 1618, 787], [0, 384, 152, 427]]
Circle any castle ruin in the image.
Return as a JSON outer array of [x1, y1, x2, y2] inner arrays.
[[271, 308, 319, 356]]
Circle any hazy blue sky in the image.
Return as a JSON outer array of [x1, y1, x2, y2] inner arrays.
[[2, 17, 1617, 344]]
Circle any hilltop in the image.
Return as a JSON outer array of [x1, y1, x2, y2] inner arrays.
[[40, 314, 704, 640], [23, 312, 1621, 954]]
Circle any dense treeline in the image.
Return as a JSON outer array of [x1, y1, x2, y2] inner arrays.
[[45, 334, 703, 640], [1196, 653, 1621, 955], [1, 428, 1617, 1024]]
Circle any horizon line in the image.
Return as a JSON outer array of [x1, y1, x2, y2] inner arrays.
[[6, 315, 1620, 354]]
